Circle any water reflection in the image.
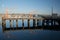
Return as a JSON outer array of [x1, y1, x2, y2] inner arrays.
[[2, 29, 60, 40], [0, 18, 60, 40]]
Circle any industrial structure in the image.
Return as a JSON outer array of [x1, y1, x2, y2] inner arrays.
[[1, 8, 60, 32]]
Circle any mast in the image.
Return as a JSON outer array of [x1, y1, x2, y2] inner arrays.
[[52, 6, 53, 15]]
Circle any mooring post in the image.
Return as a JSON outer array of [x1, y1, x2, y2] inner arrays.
[[28, 19, 30, 29]]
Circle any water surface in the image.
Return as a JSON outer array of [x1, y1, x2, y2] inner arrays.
[[0, 18, 60, 40]]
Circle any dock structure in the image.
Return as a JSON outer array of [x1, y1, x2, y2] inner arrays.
[[2, 14, 60, 31]]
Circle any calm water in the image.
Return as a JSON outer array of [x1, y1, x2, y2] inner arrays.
[[0, 18, 60, 40]]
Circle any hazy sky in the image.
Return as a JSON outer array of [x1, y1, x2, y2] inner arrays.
[[0, 0, 60, 15]]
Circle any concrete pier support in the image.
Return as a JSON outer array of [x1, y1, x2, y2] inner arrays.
[[28, 19, 30, 29]]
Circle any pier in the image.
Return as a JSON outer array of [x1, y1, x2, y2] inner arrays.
[[2, 14, 60, 31]]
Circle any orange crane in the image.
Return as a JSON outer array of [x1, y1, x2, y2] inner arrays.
[[2, 8, 9, 19], [3, 8, 9, 18]]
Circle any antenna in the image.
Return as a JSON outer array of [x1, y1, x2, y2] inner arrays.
[[51, 0, 54, 16], [52, 6, 53, 15]]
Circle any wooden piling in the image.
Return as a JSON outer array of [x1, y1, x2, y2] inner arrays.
[[28, 19, 30, 29], [16, 20, 18, 29], [22, 19, 24, 29]]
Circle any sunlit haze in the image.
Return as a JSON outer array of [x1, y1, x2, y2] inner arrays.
[[0, 0, 60, 15]]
